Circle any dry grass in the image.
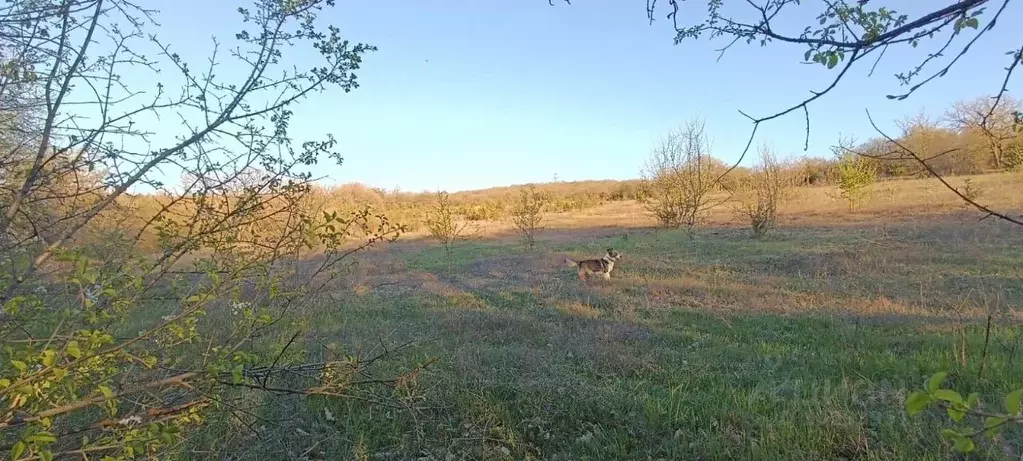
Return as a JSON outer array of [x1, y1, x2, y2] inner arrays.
[[393, 171, 1023, 241]]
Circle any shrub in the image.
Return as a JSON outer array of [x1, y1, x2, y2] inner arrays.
[[836, 155, 878, 211], [426, 191, 476, 255], [732, 148, 792, 238], [642, 117, 720, 233], [462, 202, 500, 221], [511, 185, 548, 250]]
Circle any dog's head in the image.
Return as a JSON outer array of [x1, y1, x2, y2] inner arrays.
[[605, 248, 621, 261]]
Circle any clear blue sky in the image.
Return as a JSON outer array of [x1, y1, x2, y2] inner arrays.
[[138, 0, 1020, 192]]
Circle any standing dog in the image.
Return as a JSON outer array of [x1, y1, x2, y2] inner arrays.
[[565, 248, 622, 281]]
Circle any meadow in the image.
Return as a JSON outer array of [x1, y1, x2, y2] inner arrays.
[[190, 172, 1023, 460]]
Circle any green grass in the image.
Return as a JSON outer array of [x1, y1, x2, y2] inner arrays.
[[196, 219, 1023, 460]]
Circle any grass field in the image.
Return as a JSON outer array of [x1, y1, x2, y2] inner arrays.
[[193, 174, 1023, 460]]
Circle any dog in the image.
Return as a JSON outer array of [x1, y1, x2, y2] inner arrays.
[[565, 248, 622, 281]]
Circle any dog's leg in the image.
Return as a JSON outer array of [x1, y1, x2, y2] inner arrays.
[[578, 269, 586, 281], [602, 272, 611, 281]]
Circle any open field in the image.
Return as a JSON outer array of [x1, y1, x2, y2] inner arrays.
[[182, 173, 1023, 460]]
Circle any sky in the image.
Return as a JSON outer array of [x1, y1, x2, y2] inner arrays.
[[128, 0, 1021, 192]]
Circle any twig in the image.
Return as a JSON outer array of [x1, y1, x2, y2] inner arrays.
[[861, 110, 1023, 227]]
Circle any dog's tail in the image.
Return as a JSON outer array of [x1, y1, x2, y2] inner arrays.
[[565, 258, 578, 268]]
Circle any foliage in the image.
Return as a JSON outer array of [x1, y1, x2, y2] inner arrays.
[[732, 148, 791, 238], [0, 1, 417, 459], [511, 185, 549, 250], [426, 191, 477, 255], [642, 118, 720, 233], [835, 155, 877, 210], [906, 371, 1023, 454]]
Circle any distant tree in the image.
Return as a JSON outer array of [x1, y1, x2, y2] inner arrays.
[[896, 115, 980, 176], [946, 96, 1023, 170]]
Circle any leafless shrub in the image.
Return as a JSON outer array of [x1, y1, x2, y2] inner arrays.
[[642, 117, 719, 234], [732, 147, 792, 238]]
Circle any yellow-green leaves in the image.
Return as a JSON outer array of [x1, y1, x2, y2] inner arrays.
[[905, 391, 932, 415], [10, 360, 27, 372], [941, 429, 975, 453], [65, 341, 82, 359], [1005, 389, 1022, 416], [40, 349, 56, 367], [908, 371, 1022, 454], [926, 371, 946, 393], [11, 441, 25, 460]]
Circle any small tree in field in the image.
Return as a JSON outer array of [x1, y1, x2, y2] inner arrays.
[[733, 147, 791, 238], [836, 155, 878, 211], [426, 191, 475, 255], [643, 118, 719, 234], [512, 185, 548, 250]]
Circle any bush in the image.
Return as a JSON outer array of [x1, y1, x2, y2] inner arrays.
[[462, 202, 500, 221], [642, 118, 720, 233], [732, 148, 792, 238], [426, 191, 476, 254], [836, 155, 878, 211], [511, 185, 548, 250]]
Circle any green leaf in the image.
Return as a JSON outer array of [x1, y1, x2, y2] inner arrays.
[[11, 441, 25, 460], [941, 429, 975, 453], [26, 433, 56, 444], [0, 378, 10, 388], [947, 406, 965, 422], [804, 49, 813, 61], [965, 17, 979, 29], [926, 372, 947, 393], [984, 416, 1007, 438], [965, 392, 980, 409], [933, 389, 963, 404], [98, 385, 114, 399], [905, 391, 933, 415], [40, 450, 53, 461], [10, 360, 27, 372], [231, 364, 244, 384], [40, 349, 55, 367], [1005, 388, 1022, 415], [827, 53, 839, 69], [66, 341, 82, 359]]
